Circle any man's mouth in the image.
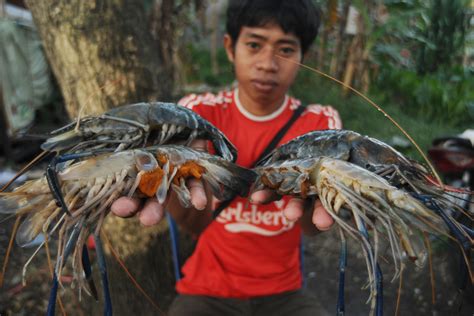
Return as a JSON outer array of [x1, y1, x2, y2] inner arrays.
[[252, 79, 277, 92]]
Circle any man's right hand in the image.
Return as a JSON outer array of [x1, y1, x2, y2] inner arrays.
[[111, 197, 165, 226], [111, 179, 209, 226]]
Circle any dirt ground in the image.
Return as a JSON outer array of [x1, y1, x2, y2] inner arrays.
[[303, 229, 473, 316]]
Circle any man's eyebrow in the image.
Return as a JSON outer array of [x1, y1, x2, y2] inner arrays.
[[243, 33, 299, 46], [243, 33, 267, 40], [276, 38, 299, 46]]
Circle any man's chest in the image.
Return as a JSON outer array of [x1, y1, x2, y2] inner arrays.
[[217, 118, 315, 168]]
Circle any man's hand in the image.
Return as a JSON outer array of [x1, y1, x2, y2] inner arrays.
[[112, 197, 165, 226], [111, 140, 210, 227], [111, 177, 210, 227], [250, 190, 334, 232]]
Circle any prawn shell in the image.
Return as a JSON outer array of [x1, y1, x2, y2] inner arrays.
[[58, 151, 144, 180], [257, 129, 426, 174], [42, 102, 238, 162]]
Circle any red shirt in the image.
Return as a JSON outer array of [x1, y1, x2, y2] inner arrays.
[[176, 89, 341, 298]]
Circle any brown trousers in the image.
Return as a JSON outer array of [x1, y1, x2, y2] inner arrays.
[[168, 290, 320, 316]]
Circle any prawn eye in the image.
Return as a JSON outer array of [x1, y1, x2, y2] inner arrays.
[[135, 151, 159, 172]]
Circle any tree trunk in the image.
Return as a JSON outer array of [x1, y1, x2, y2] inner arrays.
[[26, 0, 167, 118], [208, 0, 221, 76], [316, 25, 328, 71], [317, 0, 337, 71], [329, 0, 351, 77], [150, 0, 179, 96], [342, 34, 360, 95], [24, 1, 195, 314]]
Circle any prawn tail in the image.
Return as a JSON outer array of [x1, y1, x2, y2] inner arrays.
[[213, 135, 238, 163], [202, 159, 257, 199], [0, 192, 50, 215]]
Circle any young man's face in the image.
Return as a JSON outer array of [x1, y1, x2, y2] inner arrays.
[[224, 23, 302, 113]]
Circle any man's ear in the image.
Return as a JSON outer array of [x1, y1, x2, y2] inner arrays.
[[223, 34, 235, 63]]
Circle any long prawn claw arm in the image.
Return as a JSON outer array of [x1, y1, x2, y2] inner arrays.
[[94, 234, 112, 316], [47, 220, 83, 316], [82, 245, 99, 301], [46, 160, 71, 216], [336, 229, 347, 316]]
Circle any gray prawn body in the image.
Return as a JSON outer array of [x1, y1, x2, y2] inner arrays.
[[0, 145, 256, 295], [259, 129, 426, 177], [42, 102, 237, 162], [253, 129, 473, 315]]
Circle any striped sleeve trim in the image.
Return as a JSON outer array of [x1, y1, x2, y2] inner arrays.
[[304, 104, 342, 129], [177, 91, 233, 110]]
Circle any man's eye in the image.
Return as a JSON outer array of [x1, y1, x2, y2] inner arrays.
[[247, 42, 260, 50], [280, 47, 295, 55]]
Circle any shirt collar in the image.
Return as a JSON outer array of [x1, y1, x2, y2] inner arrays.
[[234, 88, 288, 122]]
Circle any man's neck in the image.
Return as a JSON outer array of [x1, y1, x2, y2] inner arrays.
[[236, 89, 286, 117]]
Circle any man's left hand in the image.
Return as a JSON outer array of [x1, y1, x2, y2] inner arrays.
[[250, 190, 334, 231]]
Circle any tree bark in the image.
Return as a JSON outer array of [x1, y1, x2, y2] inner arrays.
[[208, 0, 220, 76], [24, 1, 195, 314], [25, 0, 166, 118], [329, 0, 351, 77]]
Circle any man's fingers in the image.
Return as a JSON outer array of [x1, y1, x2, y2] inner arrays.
[[111, 197, 141, 218], [187, 178, 207, 210], [312, 200, 334, 231], [250, 190, 281, 204], [138, 199, 165, 226], [280, 198, 334, 231], [283, 198, 305, 221]]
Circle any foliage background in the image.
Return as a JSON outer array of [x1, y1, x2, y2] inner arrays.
[[181, 0, 473, 161]]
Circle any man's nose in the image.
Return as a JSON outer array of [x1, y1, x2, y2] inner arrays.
[[256, 48, 278, 72]]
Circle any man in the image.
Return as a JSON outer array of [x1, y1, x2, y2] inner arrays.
[[113, 1, 341, 314]]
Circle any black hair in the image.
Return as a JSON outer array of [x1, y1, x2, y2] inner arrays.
[[226, 0, 320, 54]]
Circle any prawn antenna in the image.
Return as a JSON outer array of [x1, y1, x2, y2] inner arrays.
[[0, 150, 50, 192], [102, 232, 166, 315], [275, 54, 444, 188], [424, 176, 474, 195], [0, 215, 21, 288], [75, 76, 126, 132], [424, 232, 436, 305], [395, 263, 404, 316], [44, 234, 67, 316]]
